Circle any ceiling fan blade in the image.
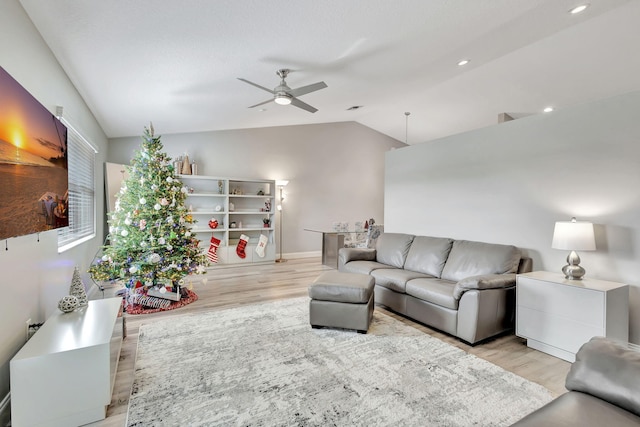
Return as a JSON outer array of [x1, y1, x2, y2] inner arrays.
[[288, 81, 327, 97], [290, 97, 318, 113], [248, 98, 274, 108], [237, 78, 275, 94]]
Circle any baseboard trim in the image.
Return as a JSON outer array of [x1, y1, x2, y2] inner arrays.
[[0, 391, 10, 426], [282, 251, 321, 259]]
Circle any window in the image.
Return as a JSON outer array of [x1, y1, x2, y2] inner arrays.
[[57, 118, 97, 252]]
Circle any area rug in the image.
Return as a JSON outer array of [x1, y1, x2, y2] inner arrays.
[[127, 298, 553, 426]]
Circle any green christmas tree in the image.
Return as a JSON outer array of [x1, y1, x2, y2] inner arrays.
[[89, 125, 207, 290]]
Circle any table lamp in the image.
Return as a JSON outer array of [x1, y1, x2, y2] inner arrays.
[[551, 217, 596, 280]]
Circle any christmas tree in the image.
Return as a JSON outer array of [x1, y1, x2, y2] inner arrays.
[[89, 125, 207, 292]]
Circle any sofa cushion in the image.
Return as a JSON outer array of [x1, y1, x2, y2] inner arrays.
[[405, 278, 458, 310], [440, 240, 521, 282], [403, 236, 454, 278], [375, 233, 415, 268], [372, 268, 433, 293], [340, 260, 390, 275], [566, 337, 640, 417], [309, 271, 375, 304]]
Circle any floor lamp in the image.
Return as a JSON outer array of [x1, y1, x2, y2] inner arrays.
[[275, 180, 289, 263]]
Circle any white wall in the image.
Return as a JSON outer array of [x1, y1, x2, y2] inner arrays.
[[108, 122, 405, 256], [385, 90, 640, 343], [0, 0, 108, 405]]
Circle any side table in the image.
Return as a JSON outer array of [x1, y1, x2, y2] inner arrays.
[[516, 271, 629, 362]]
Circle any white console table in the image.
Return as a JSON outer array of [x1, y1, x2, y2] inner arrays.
[[516, 271, 628, 362], [10, 298, 123, 427]]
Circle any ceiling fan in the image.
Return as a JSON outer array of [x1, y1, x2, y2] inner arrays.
[[238, 69, 327, 113]]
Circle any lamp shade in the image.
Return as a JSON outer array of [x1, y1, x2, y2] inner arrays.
[[551, 218, 595, 251]]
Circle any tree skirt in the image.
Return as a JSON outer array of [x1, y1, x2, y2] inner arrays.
[[126, 289, 198, 315], [127, 297, 553, 426]]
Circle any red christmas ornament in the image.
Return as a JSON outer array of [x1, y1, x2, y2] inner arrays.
[[208, 218, 219, 229]]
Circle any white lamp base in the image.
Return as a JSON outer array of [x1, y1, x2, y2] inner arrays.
[[562, 250, 586, 280]]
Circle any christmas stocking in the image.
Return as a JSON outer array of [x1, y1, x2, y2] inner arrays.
[[207, 235, 221, 263], [236, 234, 249, 259], [255, 234, 268, 258]]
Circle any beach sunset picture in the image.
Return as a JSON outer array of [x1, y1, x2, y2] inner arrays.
[[0, 66, 68, 240]]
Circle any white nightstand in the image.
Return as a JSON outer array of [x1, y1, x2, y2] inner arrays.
[[516, 271, 629, 362]]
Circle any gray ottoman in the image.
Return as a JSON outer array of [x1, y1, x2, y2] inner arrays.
[[308, 271, 375, 334]]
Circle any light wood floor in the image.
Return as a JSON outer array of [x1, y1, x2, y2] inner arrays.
[[91, 257, 570, 426]]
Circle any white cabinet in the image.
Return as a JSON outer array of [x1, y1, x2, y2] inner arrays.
[[179, 175, 276, 266], [516, 271, 628, 362], [10, 298, 123, 427]]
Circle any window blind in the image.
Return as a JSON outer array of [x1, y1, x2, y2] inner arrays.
[[57, 118, 97, 252]]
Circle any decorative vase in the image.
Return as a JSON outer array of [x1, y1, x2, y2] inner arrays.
[[58, 295, 79, 313]]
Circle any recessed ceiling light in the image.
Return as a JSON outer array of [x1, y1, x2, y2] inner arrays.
[[569, 4, 589, 14], [457, 59, 470, 66], [543, 106, 554, 113]]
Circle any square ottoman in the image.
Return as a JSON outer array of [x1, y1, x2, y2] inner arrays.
[[308, 271, 375, 333]]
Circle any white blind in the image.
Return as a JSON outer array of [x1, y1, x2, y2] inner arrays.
[[57, 118, 97, 252]]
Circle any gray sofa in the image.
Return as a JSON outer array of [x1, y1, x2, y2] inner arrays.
[[512, 336, 640, 426], [338, 233, 531, 344]]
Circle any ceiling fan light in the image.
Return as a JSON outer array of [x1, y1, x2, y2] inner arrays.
[[274, 94, 292, 105]]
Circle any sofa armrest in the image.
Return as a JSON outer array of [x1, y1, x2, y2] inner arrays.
[[566, 336, 640, 417], [453, 273, 516, 300], [338, 248, 376, 265]]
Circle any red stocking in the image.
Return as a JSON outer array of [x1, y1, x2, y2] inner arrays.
[[207, 236, 221, 263], [236, 234, 249, 259]]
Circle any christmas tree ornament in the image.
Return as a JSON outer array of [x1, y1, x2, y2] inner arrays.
[[236, 234, 250, 259], [58, 295, 79, 313], [69, 267, 89, 306], [207, 236, 221, 263], [255, 234, 269, 258], [208, 218, 219, 229]]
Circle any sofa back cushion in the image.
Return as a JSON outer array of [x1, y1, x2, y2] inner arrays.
[[403, 236, 454, 277], [375, 233, 415, 268], [566, 337, 640, 417], [440, 240, 521, 282]]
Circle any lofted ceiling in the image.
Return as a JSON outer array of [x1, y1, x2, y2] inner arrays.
[[19, 0, 640, 144]]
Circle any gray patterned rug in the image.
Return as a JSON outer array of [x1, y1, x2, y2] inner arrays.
[[127, 297, 553, 426]]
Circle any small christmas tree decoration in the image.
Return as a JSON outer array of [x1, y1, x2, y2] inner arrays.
[[70, 266, 88, 306], [236, 234, 249, 259]]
